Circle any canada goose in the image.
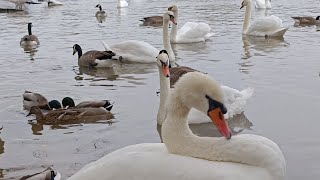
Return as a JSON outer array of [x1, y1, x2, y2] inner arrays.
[[27, 106, 87, 124], [292, 16, 320, 25], [72, 44, 116, 68], [95, 4, 106, 17], [20, 23, 40, 46], [23, 90, 50, 110]]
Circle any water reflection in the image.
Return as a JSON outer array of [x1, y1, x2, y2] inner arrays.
[[157, 112, 252, 141], [117, 8, 128, 16], [96, 16, 106, 23], [22, 45, 38, 60]]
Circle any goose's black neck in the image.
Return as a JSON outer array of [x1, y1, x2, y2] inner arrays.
[[99, 6, 102, 11], [28, 23, 32, 35], [316, 16, 320, 20], [76, 45, 82, 59]]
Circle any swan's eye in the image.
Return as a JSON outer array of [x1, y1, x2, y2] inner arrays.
[[205, 95, 227, 114]]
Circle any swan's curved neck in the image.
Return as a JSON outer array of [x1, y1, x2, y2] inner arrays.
[[163, 19, 175, 61], [170, 10, 178, 43], [243, 2, 252, 34], [162, 89, 285, 180], [157, 70, 170, 125], [28, 24, 32, 35]]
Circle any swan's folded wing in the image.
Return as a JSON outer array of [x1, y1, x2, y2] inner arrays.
[[176, 22, 212, 41], [249, 15, 283, 33]]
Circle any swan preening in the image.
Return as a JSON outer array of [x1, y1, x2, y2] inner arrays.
[[100, 11, 177, 63], [68, 59, 286, 180], [168, 5, 214, 43], [241, 0, 288, 37], [156, 50, 253, 125], [254, 0, 271, 9]]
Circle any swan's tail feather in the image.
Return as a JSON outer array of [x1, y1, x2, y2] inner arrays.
[[271, 28, 289, 37], [204, 32, 215, 40], [100, 40, 111, 51]]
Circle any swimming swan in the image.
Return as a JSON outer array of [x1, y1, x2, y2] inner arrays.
[[241, 0, 288, 37], [254, 0, 271, 9], [67, 71, 286, 180], [156, 50, 253, 124], [168, 5, 214, 43]]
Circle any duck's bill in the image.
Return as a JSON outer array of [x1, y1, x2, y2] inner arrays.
[[208, 108, 232, 139], [162, 64, 170, 77]]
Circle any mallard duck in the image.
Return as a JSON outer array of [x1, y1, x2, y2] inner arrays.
[[27, 106, 86, 123], [292, 16, 320, 25], [23, 91, 50, 110], [95, 4, 107, 17], [72, 44, 116, 68], [19, 167, 61, 180], [20, 23, 40, 46], [62, 97, 114, 111]]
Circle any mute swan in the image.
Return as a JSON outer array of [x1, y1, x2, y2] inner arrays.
[[100, 11, 177, 63], [240, 0, 288, 37], [67, 71, 286, 180], [95, 4, 107, 17], [72, 44, 116, 68], [47, 0, 63, 6], [292, 16, 320, 25], [156, 50, 253, 124], [20, 23, 40, 46], [117, 0, 128, 8], [254, 0, 271, 9], [168, 5, 214, 43]]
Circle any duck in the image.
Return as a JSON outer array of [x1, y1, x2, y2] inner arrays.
[[20, 23, 40, 46], [19, 167, 61, 180], [23, 91, 50, 111], [292, 16, 320, 25], [67, 72, 286, 180], [254, 0, 271, 9], [240, 0, 288, 37], [95, 4, 107, 17], [61, 97, 114, 111], [139, 15, 163, 27], [168, 5, 214, 43], [47, 0, 63, 6], [100, 11, 177, 63], [72, 44, 116, 68], [117, 0, 128, 8], [27, 106, 86, 124], [156, 50, 253, 124]]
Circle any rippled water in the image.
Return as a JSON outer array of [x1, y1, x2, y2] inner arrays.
[[0, 0, 319, 179]]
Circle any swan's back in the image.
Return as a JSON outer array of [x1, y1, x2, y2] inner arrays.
[[176, 22, 213, 43], [249, 15, 287, 36], [68, 143, 276, 180]]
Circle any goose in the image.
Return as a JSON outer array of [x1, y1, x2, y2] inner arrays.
[[156, 50, 253, 124], [72, 44, 116, 68], [61, 97, 114, 111], [100, 11, 177, 63], [67, 71, 286, 180], [95, 4, 107, 17], [292, 16, 320, 25], [20, 23, 40, 46], [140, 15, 163, 27], [117, 0, 128, 8], [27, 106, 87, 124], [47, 0, 63, 6], [23, 90, 50, 110], [240, 0, 288, 38], [168, 5, 214, 43], [254, 0, 271, 9]]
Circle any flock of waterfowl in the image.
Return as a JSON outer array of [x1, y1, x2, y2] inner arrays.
[[2, 0, 319, 179]]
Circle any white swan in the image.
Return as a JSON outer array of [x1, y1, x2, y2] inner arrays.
[[254, 0, 271, 9], [67, 71, 286, 180], [168, 5, 214, 43], [47, 0, 63, 6], [100, 11, 177, 63], [117, 0, 128, 8], [156, 50, 253, 124], [241, 0, 288, 37]]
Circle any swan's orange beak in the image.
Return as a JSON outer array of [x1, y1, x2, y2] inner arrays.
[[162, 64, 170, 77], [208, 108, 232, 139]]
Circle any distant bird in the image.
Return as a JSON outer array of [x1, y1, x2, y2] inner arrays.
[[117, 0, 128, 8], [20, 23, 40, 46], [47, 0, 63, 7], [292, 16, 320, 25], [95, 4, 107, 17], [8, 0, 40, 10]]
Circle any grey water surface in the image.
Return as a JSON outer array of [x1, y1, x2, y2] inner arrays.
[[0, 0, 319, 179]]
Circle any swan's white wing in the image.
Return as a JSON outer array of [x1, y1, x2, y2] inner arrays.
[[188, 87, 253, 123], [68, 143, 273, 180], [103, 40, 158, 63], [222, 86, 254, 119], [175, 22, 214, 43], [248, 15, 287, 37], [254, 0, 266, 8]]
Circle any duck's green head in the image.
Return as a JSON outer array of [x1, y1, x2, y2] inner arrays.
[[62, 97, 75, 108]]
